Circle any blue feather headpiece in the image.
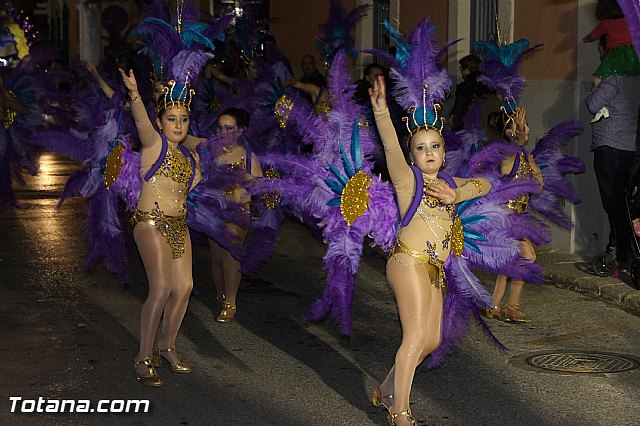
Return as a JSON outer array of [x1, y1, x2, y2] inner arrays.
[[403, 101, 444, 136]]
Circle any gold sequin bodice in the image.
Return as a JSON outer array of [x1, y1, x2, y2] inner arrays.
[[138, 146, 193, 216], [156, 147, 193, 184], [507, 152, 533, 213], [400, 176, 456, 267]]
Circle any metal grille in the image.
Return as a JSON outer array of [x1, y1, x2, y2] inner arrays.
[[525, 351, 639, 374], [373, 0, 390, 67], [470, 0, 499, 46]]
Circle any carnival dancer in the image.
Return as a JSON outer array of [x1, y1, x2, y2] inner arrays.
[[370, 71, 494, 425], [120, 66, 203, 387], [207, 108, 262, 322], [473, 35, 584, 322], [485, 106, 544, 322]]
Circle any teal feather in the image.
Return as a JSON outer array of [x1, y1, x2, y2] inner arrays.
[[384, 20, 411, 67], [327, 197, 342, 206], [351, 119, 362, 171], [457, 199, 473, 215], [460, 214, 487, 226], [339, 143, 355, 178], [464, 240, 483, 253], [329, 164, 348, 186], [324, 178, 344, 195], [181, 23, 217, 51], [463, 229, 488, 241]]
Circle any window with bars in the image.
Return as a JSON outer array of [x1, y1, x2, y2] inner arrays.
[[470, 0, 499, 46], [373, 0, 390, 66]]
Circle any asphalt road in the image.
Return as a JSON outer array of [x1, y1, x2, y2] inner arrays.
[[1, 153, 639, 426]]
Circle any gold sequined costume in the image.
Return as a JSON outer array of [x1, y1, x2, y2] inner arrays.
[[375, 108, 491, 289], [134, 144, 193, 258]]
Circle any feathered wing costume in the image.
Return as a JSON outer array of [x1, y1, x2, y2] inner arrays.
[[381, 18, 549, 366], [0, 56, 42, 204], [0, 9, 53, 205], [473, 37, 585, 236], [29, 2, 237, 282], [250, 50, 398, 335]]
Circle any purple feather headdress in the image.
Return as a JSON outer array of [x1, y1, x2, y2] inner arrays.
[[384, 18, 451, 135], [316, 0, 369, 64], [474, 39, 542, 105]]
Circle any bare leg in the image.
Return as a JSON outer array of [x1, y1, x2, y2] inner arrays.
[[509, 238, 536, 305], [218, 224, 248, 308], [133, 223, 172, 375], [208, 238, 225, 299], [492, 275, 508, 307], [505, 239, 536, 321], [157, 232, 194, 364], [384, 255, 443, 424]]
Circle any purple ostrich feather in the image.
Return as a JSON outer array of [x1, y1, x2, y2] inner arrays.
[[618, 0, 640, 58]]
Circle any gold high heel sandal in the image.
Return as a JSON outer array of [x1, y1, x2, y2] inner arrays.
[[504, 304, 531, 323], [371, 387, 394, 410], [153, 345, 192, 373], [485, 305, 509, 322], [216, 302, 237, 323], [134, 357, 164, 387], [387, 408, 417, 425]]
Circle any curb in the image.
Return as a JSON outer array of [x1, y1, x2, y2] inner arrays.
[[547, 271, 640, 316]]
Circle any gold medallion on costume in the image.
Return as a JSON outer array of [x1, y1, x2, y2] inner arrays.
[[450, 215, 464, 257], [104, 141, 126, 190], [275, 94, 293, 128], [340, 170, 372, 226], [263, 168, 281, 209]]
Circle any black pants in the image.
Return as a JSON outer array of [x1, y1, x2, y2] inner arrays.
[[593, 146, 635, 265]]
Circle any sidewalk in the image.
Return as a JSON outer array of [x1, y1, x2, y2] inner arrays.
[[536, 249, 640, 316]]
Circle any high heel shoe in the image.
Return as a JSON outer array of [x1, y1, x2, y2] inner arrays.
[[216, 302, 237, 323], [371, 387, 394, 410], [485, 305, 508, 322], [504, 304, 531, 323], [387, 408, 417, 425], [134, 357, 164, 387], [153, 345, 192, 374]]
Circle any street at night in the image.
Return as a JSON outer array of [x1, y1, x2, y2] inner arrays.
[[2, 1, 640, 424], [1, 154, 638, 425]]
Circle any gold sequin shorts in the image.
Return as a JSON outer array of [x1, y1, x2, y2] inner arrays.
[[389, 239, 444, 289], [132, 206, 188, 259]]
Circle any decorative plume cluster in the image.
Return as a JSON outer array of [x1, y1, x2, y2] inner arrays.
[[385, 19, 452, 114], [473, 38, 542, 102], [249, 50, 397, 334], [316, 0, 369, 65], [132, 0, 232, 87]]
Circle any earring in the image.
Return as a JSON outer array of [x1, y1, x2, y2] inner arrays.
[[442, 157, 446, 165]]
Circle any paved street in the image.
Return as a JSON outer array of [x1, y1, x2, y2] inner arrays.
[[1, 153, 639, 426]]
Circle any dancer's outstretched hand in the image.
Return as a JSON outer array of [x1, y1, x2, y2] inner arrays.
[[369, 75, 387, 112], [119, 68, 139, 93]]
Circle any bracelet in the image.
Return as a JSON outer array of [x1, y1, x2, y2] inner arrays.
[[128, 92, 139, 102]]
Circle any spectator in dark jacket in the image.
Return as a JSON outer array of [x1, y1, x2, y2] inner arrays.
[[448, 54, 492, 130], [585, 74, 640, 272]]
